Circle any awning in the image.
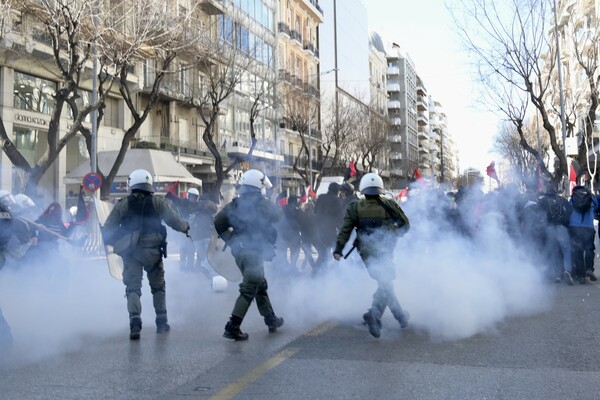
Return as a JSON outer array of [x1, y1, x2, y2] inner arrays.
[[63, 149, 202, 187]]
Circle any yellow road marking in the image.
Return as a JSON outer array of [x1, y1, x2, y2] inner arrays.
[[209, 347, 299, 400], [305, 321, 338, 336]]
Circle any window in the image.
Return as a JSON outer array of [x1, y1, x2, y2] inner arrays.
[[13, 72, 56, 115], [219, 15, 234, 44], [14, 127, 39, 165], [103, 97, 120, 128], [67, 90, 91, 123]]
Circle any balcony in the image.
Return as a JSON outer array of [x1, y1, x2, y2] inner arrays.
[[389, 134, 402, 143], [417, 82, 427, 96], [303, 42, 316, 55], [390, 116, 402, 126], [227, 140, 283, 162], [390, 152, 403, 160], [299, 0, 325, 23], [391, 168, 403, 177], [387, 66, 400, 75], [290, 30, 302, 45], [387, 83, 400, 92], [278, 22, 291, 38], [418, 145, 430, 154], [417, 97, 428, 111], [418, 130, 428, 140], [417, 112, 428, 126], [388, 100, 401, 109], [199, 0, 225, 15]]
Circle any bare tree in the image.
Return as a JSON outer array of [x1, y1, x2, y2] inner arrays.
[[450, 0, 567, 189], [570, 11, 600, 179], [493, 120, 549, 187], [0, 0, 106, 195], [352, 107, 390, 173], [78, 0, 202, 199], [186, 12, 266, 195], [314, 92, 362, 188]]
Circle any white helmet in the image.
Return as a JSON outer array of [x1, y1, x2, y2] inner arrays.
[[69, 206, 78, 216], [359, 172, 384, 195], [128, 169, 154, 193], [187, 187, 200, 197], [14, 194, 35, 209], [0, 190, 15, 207], [240, 169, 272, 192]]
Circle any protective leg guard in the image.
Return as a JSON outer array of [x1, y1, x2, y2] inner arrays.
[[129, 315, 142, 341]]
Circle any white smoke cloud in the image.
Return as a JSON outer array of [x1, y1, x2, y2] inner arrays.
[[0, 188, 556, 367]]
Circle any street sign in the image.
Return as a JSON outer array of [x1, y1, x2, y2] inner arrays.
[[82, 172, 102, 193]]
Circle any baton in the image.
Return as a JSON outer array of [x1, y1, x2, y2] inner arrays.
[[17, 216, 70, 241], [343, 245, 357, 259]]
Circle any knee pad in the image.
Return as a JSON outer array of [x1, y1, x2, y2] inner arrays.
[[125, 289, 142, 297], [150, 284, 166, 295]]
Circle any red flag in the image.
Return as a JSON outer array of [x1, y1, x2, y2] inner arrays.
[[486, 161, 500, 184], [165, 181, 179, 195], [308, 185, 317, 199], [569, 161, 577, 195], [349, 161, 357, 177], [536, 165, 544, 192], [414, 168, 422, 180]]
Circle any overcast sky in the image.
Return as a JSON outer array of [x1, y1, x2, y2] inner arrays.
[[363, 0, 501, 173]]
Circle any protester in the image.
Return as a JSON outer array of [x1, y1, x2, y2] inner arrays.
[[214, 169, 284, 341], [314, 182, 344, 275], [102, 169, 190, 340], [569, 185, 598, 284], [333, 172, 411, 338], [538, 187, 574, 285]]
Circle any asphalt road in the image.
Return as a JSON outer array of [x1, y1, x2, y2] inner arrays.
[[1, 253, 600, 400]]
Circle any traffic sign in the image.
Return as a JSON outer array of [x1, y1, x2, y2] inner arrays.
[[82, 172, 102, 192]]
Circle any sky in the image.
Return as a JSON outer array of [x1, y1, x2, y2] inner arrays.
[[363, 0, 501, 173]]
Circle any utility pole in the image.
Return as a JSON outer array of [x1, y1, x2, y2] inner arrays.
[[553, 0, 568, 193], [307, 68, 337, 188]]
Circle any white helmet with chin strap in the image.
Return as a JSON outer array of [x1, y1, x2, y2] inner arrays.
[[128, 169, 154, 193], [240, 169, 272, 194], [359, 172, 384, 195], [14, 193, 35, 209]]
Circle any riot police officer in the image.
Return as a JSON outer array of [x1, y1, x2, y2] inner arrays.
[[103, 169, 189, 340], [333, 172, 411, 338], [214, 169, 284, 341]]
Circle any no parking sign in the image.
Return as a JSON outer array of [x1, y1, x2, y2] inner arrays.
[[82, 172, 102, 192]]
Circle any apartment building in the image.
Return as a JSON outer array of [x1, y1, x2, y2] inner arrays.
[[386, 44, 418, 189], [276, 0, 324, 191]]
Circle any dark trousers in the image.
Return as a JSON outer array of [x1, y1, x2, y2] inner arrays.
[[569, 227, 596, 278]]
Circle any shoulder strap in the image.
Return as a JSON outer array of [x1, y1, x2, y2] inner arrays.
[[374, 197, 405, 226]]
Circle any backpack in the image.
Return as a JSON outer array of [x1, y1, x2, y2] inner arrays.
[[571, 186, 592, 216], [543, 195, 568, 225]]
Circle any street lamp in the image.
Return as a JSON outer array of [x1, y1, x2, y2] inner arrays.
[[307, 68, 337, 188]]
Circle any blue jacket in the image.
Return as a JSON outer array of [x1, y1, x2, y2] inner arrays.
[[569, 195, 599, 228]]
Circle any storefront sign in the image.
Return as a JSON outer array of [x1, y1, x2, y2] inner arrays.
[[14, 113, 49, 127]]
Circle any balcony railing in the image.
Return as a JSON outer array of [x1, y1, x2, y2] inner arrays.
[[278, 22, 291, 37]]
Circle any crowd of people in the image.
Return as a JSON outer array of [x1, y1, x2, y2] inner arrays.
[[0, 189, 88, 349], [3, 167, 599, 345]]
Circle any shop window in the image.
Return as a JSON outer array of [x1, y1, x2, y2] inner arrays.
[[13, 71, 56, 115]]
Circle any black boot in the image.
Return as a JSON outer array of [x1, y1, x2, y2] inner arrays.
[[362, 310, 381, 338], [130, 316, 142, 341], [223, 316, 248, 341], [264, 313, 284, 333], [156, 316, 170, 334]]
